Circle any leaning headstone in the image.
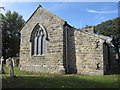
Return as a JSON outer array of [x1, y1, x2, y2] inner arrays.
[[6, 58, 9, 67], [7, 57, 15, 77], [11, 57, 19, 67], [0, 57, 2, 74], [0, 56, 5, 74], [12, 58, 15, 67]]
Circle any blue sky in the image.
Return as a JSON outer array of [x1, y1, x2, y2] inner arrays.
[[0, 2, 118, 29]]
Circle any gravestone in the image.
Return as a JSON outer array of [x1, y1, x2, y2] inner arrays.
[[7, 57, 15, 77], [12, 57, 19, 67], [0, 56, 5, 74], [6, 58, 9, 67]]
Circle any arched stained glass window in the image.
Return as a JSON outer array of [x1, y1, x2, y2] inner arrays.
[[30, 24, 48, 55]]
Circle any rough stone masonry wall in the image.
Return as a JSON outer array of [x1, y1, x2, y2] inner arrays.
[[73, 30, 105, 75], [20, 6, 65, 73], [65, 27, 77, 74], [0, 28, 2, 58], [109, 45, 117, 68], [0, 17, 2, 58]]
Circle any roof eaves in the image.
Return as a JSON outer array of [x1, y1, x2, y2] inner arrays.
[[76, 29, 112, 42]]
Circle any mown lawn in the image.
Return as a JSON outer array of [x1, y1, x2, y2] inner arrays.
[[2, 65, 119, 88]]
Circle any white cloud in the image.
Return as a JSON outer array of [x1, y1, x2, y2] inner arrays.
[[87, 9, 117, 14]]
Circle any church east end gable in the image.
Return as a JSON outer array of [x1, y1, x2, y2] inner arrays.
[[19, 5, 115, 75]]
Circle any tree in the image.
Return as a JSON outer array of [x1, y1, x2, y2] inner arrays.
[[95, 17, 120, 60], [0, 11, 25, 60]]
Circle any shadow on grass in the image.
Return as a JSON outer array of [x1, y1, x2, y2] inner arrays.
[[106, 62, 120, 75], [2, 75, 118, 88]]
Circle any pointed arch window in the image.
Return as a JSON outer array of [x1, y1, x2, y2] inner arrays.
[[30, 24, 48, 56]]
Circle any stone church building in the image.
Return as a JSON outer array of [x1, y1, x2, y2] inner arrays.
[[0, 17, 2, 59], [19, 5, 115, 75]]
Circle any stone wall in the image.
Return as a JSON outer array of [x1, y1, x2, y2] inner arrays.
[[74, 30, 105, 75], [103, 43, 109, 74], [20, 5, 115, 75], [65, 26, 77, 74], [66, 27, 115, 75], [80, 26, 95, 33], [0, 16, 2, 59], [109, 45, 117, 68], [66, 28, 106, 75], [20, 6, 66, 73]]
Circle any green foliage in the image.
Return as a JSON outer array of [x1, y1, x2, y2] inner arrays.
[[0, 11, 25, 59], [95, 17, 120, 59], [95, 17, 120, 37]]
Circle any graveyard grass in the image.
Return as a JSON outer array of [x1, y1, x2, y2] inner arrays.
[[2, 65, 119, 88]]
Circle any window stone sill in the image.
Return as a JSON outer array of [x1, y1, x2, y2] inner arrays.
[[32, 54, 45, 57]]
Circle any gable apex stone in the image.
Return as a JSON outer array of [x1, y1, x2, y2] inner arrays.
[[20, 5, 66, 33]]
